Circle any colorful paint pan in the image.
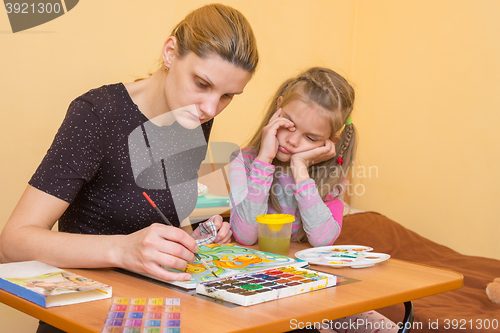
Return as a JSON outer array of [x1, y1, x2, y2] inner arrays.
[[196, 266, 336, 306]]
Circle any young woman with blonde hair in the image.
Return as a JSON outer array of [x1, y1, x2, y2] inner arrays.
[[0, 3, 258, 287]]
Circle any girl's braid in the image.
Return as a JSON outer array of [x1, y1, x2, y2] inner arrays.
[[336, 122, 353, 165], [298, 74, 330, 94], [339, 124, 352, 152]]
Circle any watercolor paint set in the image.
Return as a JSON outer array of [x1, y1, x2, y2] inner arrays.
[[102, 297, 181, 333], [295, 245, 390, 268], [196, 265, 337, 306]]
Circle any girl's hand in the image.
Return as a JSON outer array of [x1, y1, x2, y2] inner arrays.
[[291, 139, 336, 167], [191, 215, 232, 244], [116, 223, 197, 281], [290, 140, 336, 182], [256, 108, 295, 164]]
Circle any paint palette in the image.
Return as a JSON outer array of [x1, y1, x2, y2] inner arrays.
[[295, 245, 390, 268], [102, 297, 181, 333], [196, 266, 337, 306]]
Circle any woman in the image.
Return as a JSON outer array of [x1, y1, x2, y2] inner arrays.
[[0, 3, 258, 285]]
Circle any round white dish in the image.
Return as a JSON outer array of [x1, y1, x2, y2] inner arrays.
[[295, 245, 390, 268]]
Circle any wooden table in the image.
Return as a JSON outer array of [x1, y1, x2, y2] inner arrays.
[[0, 242, 463, 333]]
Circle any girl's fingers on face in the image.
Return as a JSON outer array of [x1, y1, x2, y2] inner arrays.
[[328, 140, 337, 154], [325, 140, 335, 151], [269, 117, 294, 130], [269, 108, 282, 121], [325, 139, 334, 146], [322, 140, 335, 154], [318, 143, 335, 157], [307, 145, 333, 162]]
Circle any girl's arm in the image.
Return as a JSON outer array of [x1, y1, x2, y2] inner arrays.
[[229, 150, 274, 245], [290, 145, 342, 247], [0, 185, 196, 281], [229, 109, 294, 245], [293, 179, 343, 247]]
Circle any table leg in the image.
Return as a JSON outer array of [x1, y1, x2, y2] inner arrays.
[[398, 301, 414, 333]]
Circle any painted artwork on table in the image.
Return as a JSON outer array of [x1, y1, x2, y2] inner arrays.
[[165, 243, 307, 289]]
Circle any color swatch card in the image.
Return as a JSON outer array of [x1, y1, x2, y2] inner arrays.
[[196, 266, 337, 306], [102, 297, 181, 333]]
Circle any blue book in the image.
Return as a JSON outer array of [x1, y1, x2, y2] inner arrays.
[[0, 261, 111, 308], [195, 193, 230, 208]]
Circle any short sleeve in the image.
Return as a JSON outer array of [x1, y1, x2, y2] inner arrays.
[[29, 98, 104, 203]]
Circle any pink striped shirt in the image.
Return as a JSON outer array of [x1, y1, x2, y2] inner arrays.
[[229, 148, 342, 247]]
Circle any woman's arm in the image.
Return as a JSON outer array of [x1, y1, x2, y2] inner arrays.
[[0, 185, 196, 281], [229, 150, 274, 245]]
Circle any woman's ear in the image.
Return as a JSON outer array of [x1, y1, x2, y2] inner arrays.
[[332, 135, 341, 144], [162, 36, 177, 68]]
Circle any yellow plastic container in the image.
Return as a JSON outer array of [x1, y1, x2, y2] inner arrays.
[[256, 214, 295, 255]]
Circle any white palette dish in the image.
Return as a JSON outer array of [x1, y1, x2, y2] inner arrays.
[[295, 245, 390, 268]]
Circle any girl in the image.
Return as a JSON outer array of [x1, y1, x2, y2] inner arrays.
[[229, 67, 398, 333], [230, 67, 355, 247], [0, 4, 258, 284]]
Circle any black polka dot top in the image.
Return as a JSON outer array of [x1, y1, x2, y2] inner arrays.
[[29, 83, 212, 235]]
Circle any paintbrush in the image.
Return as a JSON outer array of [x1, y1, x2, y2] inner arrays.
[[142, 192, 218, 278]]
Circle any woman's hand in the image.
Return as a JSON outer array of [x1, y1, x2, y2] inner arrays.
[[256, 108, 295, 164], [191, 215, 232, 244], [212, 215, 233, 243], [0, 186, 202, 282], [116, 223, 198, 281], [290, 139, 336, 183]]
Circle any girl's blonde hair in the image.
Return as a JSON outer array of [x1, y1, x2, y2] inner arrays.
[[247, 67, 356, 234], [169, 3, 259, 74]]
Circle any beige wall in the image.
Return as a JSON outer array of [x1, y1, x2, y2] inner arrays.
[[349, 0, 500, 260], [0, 0, 498, 330]]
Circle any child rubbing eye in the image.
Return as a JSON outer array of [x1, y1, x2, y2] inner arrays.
[[229, 67, 398, 333]]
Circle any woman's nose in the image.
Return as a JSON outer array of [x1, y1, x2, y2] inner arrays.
[[199, 96, 219, 119]]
